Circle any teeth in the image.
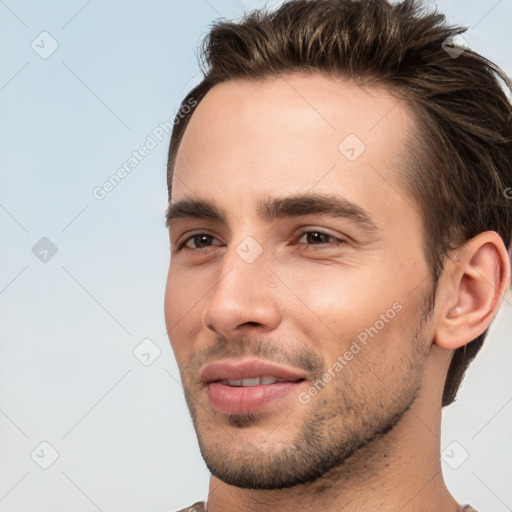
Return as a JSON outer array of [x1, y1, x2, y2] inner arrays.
[[260, 375, 278, 384], [224, 375, 285, 387], [241, 377, 260, 386]]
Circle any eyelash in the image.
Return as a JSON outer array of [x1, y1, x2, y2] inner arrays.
[[176, 230, 346, 252]]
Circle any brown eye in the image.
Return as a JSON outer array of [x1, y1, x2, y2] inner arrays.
[[295, 230, 347, 251], [180, 233, 221, 250], [299, 231, 334, 244]]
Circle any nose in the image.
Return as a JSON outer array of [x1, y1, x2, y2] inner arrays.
[[203, 243, 281, 338]]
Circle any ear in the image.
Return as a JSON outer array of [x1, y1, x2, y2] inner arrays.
[[434, 231, 510, 350]]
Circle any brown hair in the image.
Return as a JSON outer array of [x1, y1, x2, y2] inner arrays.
[[167, 0, 512, 406]]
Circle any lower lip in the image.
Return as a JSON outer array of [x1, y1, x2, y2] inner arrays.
[[207, 381, 303, 414]]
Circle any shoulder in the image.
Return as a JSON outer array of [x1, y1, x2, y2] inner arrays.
[[175, 501, 206, 512]]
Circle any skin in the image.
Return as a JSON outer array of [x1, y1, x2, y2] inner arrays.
[[164, 73, 509, 512]]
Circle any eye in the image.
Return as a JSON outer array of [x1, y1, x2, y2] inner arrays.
[[296, 230, 345, 247], [178, 233, 222, 250]]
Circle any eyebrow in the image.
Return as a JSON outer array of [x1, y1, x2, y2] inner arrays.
[[166, 193, 379, 232]]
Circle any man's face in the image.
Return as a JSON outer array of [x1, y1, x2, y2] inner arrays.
[[165, 74, 435, 489]]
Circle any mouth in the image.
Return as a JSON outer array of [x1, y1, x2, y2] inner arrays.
[[201, 359, 307, 415], [218, 375, 302, 386]]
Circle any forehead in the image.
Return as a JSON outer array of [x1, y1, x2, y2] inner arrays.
[[172, 73, 416, 221]]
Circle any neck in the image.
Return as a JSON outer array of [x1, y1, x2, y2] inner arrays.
[[205, 347, 460, 512]]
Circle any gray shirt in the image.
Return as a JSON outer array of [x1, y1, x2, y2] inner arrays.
[[176, 502, 479, 511]]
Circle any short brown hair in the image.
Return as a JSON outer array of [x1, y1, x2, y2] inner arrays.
[[167, 0, 512, 406]]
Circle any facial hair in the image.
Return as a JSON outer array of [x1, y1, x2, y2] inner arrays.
[[181, 292, 434, 490]]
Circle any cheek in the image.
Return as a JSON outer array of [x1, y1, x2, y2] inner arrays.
[[164, 266, 204, 362], [165, 264, 207, 326], [276, 263, 413, 363], [277, 264, 386, 331]]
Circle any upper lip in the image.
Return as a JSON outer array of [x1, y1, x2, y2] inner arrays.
[[201, 359, 308, 384]]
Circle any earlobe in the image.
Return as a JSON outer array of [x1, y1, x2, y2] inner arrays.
[[434, 231, 510, 351]]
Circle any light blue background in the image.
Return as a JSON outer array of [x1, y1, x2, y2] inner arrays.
[[0, 1, 511, 510]]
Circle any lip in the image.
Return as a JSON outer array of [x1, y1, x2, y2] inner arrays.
[[201, 359, 307, 415], [201, 358, 307, 384]]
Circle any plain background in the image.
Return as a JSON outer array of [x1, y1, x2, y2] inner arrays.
[[0, 1, 511, 510]]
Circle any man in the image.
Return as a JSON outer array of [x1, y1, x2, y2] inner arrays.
[[164, 0, 512, 510]]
